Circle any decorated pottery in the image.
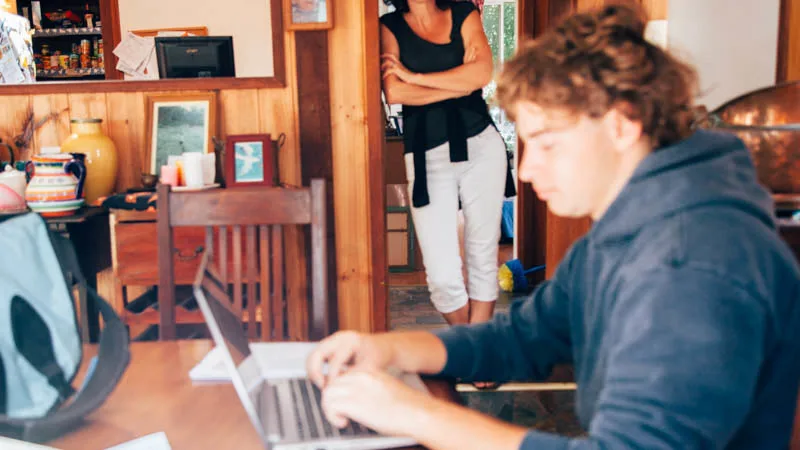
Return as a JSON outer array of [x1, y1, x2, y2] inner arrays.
[[60, 118, 118, 205], [25, 153, 86, 217]]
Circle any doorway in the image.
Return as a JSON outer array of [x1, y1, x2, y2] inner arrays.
[[379, 0, 519, 331]]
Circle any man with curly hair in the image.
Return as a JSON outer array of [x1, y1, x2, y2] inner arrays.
[[306, 4, 800, 449]]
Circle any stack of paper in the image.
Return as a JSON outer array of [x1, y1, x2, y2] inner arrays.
[[112, 32, 158, 80], [189, 343, 319, 382], [105, 432, 172, 450]]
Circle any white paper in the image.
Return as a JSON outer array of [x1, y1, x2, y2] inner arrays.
[[189, 343, 318, 382], [104, 432, 172, 450], [113, 32, 157, 79]]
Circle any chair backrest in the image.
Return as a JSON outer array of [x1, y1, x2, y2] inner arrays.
[[156, 179, 328, 341]]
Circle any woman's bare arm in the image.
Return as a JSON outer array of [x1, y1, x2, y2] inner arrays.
[[381, 24, 470, 105], [407, 11, 493, 92]]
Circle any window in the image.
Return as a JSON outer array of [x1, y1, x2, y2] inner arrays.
[[481, 0, 518, 153]]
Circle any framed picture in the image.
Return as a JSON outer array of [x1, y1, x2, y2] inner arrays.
[[284, 0, 333, 31], [224, 134, 275, 187], [145, 92, 218, 176]]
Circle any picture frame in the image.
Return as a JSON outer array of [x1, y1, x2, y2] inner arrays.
[[144, 92, 218, 176], [284, 0, 333, 31], [224, 134, 275, 187]]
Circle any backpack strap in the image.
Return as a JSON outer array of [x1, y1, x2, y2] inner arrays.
[[0, 227, 130, 443]]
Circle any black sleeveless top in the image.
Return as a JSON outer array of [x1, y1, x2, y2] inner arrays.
[[381, 2, 516, 208]]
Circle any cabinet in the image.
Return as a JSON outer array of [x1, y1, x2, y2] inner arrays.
[[109, 211, 205, 318], [15, 0, 108, 81]]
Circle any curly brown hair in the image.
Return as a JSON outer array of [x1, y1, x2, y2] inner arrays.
[[496, 3, 698, 149]]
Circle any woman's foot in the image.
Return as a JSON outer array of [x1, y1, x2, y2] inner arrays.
[[472, 381, 500, 390]]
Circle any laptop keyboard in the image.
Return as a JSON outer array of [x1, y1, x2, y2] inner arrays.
[[282, 377, 377, 441]]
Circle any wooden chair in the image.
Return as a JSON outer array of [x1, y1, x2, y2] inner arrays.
[[155, 179, 328, 341]]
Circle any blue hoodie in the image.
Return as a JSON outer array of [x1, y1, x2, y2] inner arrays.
[[435, 130, 800, 449]]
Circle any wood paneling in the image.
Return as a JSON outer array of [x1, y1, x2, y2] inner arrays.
[[576, 0, 668, 19], [105, 92, 146, 190], [366, 0, 389, 333], [777, 0, 800, 82], [640, 0, 667, 19], [6, 87, 298, 193], [296, 31, 338, 336], [30, 94, 71, 154], [0, 95, 31, 159], [328, 0, 386, 332], [0, 31, 314, 331]]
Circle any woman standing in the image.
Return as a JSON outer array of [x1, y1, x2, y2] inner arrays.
[[380, 0, 515, 326]]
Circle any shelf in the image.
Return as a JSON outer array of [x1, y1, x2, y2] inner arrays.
[[32, 27, 102, 38], [37, 67, 105, 78]]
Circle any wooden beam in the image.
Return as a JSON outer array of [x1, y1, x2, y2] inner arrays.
[[296, 30, 339, 334], [776, 0, 800, 82], [329, 0, 385, 332]]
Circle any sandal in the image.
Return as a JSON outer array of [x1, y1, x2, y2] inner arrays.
[[471, 381, 501, 390]]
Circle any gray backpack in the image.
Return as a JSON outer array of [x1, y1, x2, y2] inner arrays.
[[0, 213, 130, 442]]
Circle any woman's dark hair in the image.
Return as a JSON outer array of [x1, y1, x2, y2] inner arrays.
[[497, 2, 698, 148], [384, 0, 457, 12]]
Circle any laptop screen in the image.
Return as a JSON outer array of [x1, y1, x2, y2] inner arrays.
[[198, 282, 251, 367], [193, 253, 268, 440]]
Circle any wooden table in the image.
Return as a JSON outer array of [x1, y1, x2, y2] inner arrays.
[[47, 340, 455, 450]]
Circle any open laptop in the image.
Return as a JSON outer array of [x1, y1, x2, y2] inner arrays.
[[192, 252, 428, 450]]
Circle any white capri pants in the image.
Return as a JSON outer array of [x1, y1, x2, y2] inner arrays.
[[405, 125, 507, 313]]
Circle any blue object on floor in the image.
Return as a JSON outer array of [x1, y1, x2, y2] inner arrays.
[[498, 258, 546, 293], [501, 199, 514, 240]]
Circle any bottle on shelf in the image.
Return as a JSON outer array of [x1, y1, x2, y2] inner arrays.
[[83, 3, 94, 28]]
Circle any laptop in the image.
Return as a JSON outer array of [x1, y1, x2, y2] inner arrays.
[[192, 252, 428, 450]]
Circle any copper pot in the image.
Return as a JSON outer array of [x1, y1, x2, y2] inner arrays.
[[701, 80, 800, 194]]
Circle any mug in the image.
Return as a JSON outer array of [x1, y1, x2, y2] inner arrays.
[[182, 153, 205, 188]]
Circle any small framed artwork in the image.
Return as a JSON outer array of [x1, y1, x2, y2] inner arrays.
[[224, 134, 275, 187], [145, 92, 218, 176], [284, 0, 333, 31]]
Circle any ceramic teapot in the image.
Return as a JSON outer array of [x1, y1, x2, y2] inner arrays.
[[0, 165, 27, 214]]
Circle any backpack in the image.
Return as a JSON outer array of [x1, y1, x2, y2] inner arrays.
[[0, 212, 130, 443]]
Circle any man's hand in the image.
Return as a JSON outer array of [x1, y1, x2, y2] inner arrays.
[[306, 331, 395, 389], [321, 369, 432, 436]]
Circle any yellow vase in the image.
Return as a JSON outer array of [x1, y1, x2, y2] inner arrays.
[[60, 118, 118, 205]]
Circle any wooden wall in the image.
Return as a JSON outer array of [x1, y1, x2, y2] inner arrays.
[[778, 0, 800, 82], [0, 87, 300, 192], [0, 32, 326, 338], [576, 0, 667, 18], [0, 8, 386, 333]]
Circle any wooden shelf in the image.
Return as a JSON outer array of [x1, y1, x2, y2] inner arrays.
[[37, 67, 105, 78], [32, 27, 103, 38]]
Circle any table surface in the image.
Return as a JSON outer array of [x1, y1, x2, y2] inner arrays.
[[47, 340, 452, 450]]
